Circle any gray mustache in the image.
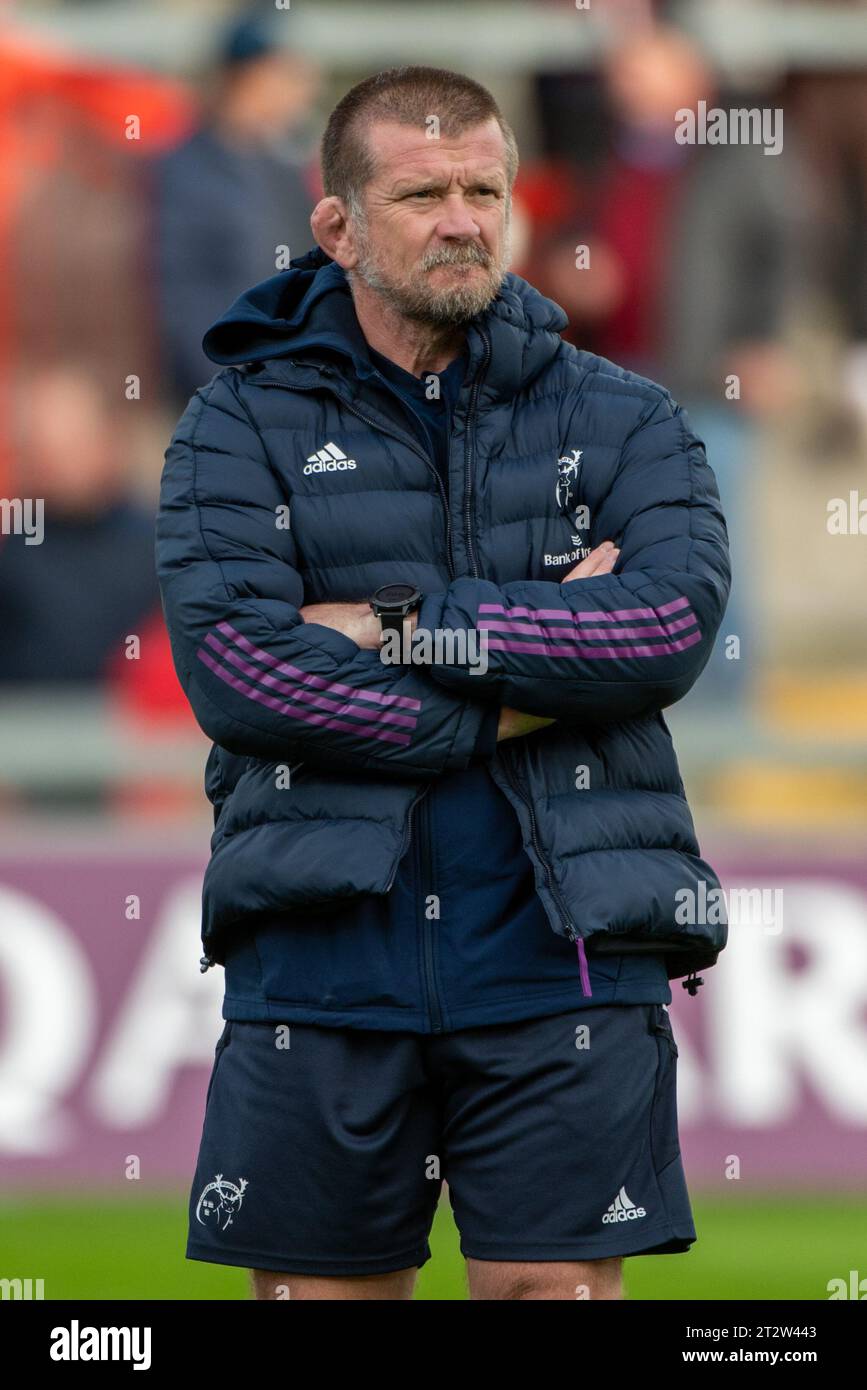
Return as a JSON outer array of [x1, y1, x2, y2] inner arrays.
[[423, 250, 492, 269]]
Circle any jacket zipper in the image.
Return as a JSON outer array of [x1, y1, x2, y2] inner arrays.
[[499, 744, 592, 997], [416, 789, 444, 1032], [461, 342, 589, 994], [256, 373, 455, 579], [463, 329, 491, 578]]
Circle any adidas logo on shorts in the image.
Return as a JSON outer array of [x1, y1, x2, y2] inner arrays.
[[304, 441, 358, 474], [602, 1185, 646, 1224]]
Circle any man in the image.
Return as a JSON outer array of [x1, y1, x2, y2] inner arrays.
[[0, 365, 159, 686], [156, 66, 731, 1301], [152, 13, 320, 405]]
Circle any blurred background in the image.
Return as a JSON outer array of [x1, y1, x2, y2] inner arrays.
[[1, 0, 866, 1300]]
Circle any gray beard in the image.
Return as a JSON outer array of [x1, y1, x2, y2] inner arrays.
[[350, 219, 512, 326]]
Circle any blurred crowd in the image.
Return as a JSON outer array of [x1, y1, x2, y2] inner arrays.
[[1, 0, 866, 782]]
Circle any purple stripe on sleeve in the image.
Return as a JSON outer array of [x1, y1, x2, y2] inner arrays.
[[203, 633, 418, 730], [478, 593, 693, 624], [484, 629, 703, 659], [477, 611, 699, 641], [196, 648, 414, 746], [216, 620, 422, 712]]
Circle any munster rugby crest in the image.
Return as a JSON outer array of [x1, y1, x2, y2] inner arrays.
[[555, 448, 583, 514], [195, 1173, 249, 1232]]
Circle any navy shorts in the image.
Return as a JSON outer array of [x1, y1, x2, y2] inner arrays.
[[186, 1003, 695, 1276]]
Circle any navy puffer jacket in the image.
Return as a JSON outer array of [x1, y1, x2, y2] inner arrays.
[[156, 246, 731, 980]]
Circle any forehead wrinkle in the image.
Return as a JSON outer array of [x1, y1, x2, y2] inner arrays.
[[365, 119, 508, 191], [388, 167, 507, 196]]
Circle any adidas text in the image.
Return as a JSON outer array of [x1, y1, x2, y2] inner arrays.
[[303, 458, 356, 474], [305, 442, 357, 474], [602, 1186, 647, 1223]]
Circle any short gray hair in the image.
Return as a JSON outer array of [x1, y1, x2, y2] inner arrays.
[[321, 65, 519, 222]]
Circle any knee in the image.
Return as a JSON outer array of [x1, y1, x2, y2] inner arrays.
[[470, 1257, 623, 1301], [570, 1257, 623, 1301]]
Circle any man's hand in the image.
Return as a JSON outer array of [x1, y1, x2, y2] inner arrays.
[[561, 539, 620, 584], [496, 707, 557, 742]]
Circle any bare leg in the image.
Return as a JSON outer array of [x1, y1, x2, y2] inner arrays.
[[249, 1266, 419, 1301], [466, 1257, 623, 1301]]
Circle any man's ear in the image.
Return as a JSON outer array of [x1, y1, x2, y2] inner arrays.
[[310, 197, 359, 271]]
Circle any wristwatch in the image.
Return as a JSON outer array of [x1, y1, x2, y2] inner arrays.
[[369, 583, 423, 641]]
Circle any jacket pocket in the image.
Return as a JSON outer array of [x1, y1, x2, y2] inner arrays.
[[648, 1005, 680, 1173], [651, 1002, 678, 1059], [204, 1021, 233, 1111]]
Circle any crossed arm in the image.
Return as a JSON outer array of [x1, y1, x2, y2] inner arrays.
[[157, 376, 729, 779], [300, 541, 621, 744]]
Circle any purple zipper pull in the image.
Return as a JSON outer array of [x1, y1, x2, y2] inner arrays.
[[576, 938, 592, 998]]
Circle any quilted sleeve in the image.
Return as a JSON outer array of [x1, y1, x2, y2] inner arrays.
[[155, 373, 496, 778], [416, 393, 731, 724]]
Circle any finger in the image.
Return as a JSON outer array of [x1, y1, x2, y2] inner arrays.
[[588, 547, 619, 575], [578, 540, 616, 571], [561, 556, 595, 582], [562, 543, 619, 582]]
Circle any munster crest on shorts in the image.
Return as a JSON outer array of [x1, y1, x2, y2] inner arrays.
[[195, 1173, 249, 1231]]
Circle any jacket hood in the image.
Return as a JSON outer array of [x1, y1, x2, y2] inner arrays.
[[202, 244, 570, 399]]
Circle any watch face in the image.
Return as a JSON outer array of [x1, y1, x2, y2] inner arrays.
[[374, 584, 417, 606]]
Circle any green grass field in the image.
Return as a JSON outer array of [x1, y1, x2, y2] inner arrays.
[[2, 1192, 864, 1299]]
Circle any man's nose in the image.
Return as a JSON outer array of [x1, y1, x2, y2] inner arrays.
[[435, 194, 484, 240]]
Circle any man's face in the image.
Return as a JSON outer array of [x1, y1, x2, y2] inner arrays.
[[347, 117, 513, 325]]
